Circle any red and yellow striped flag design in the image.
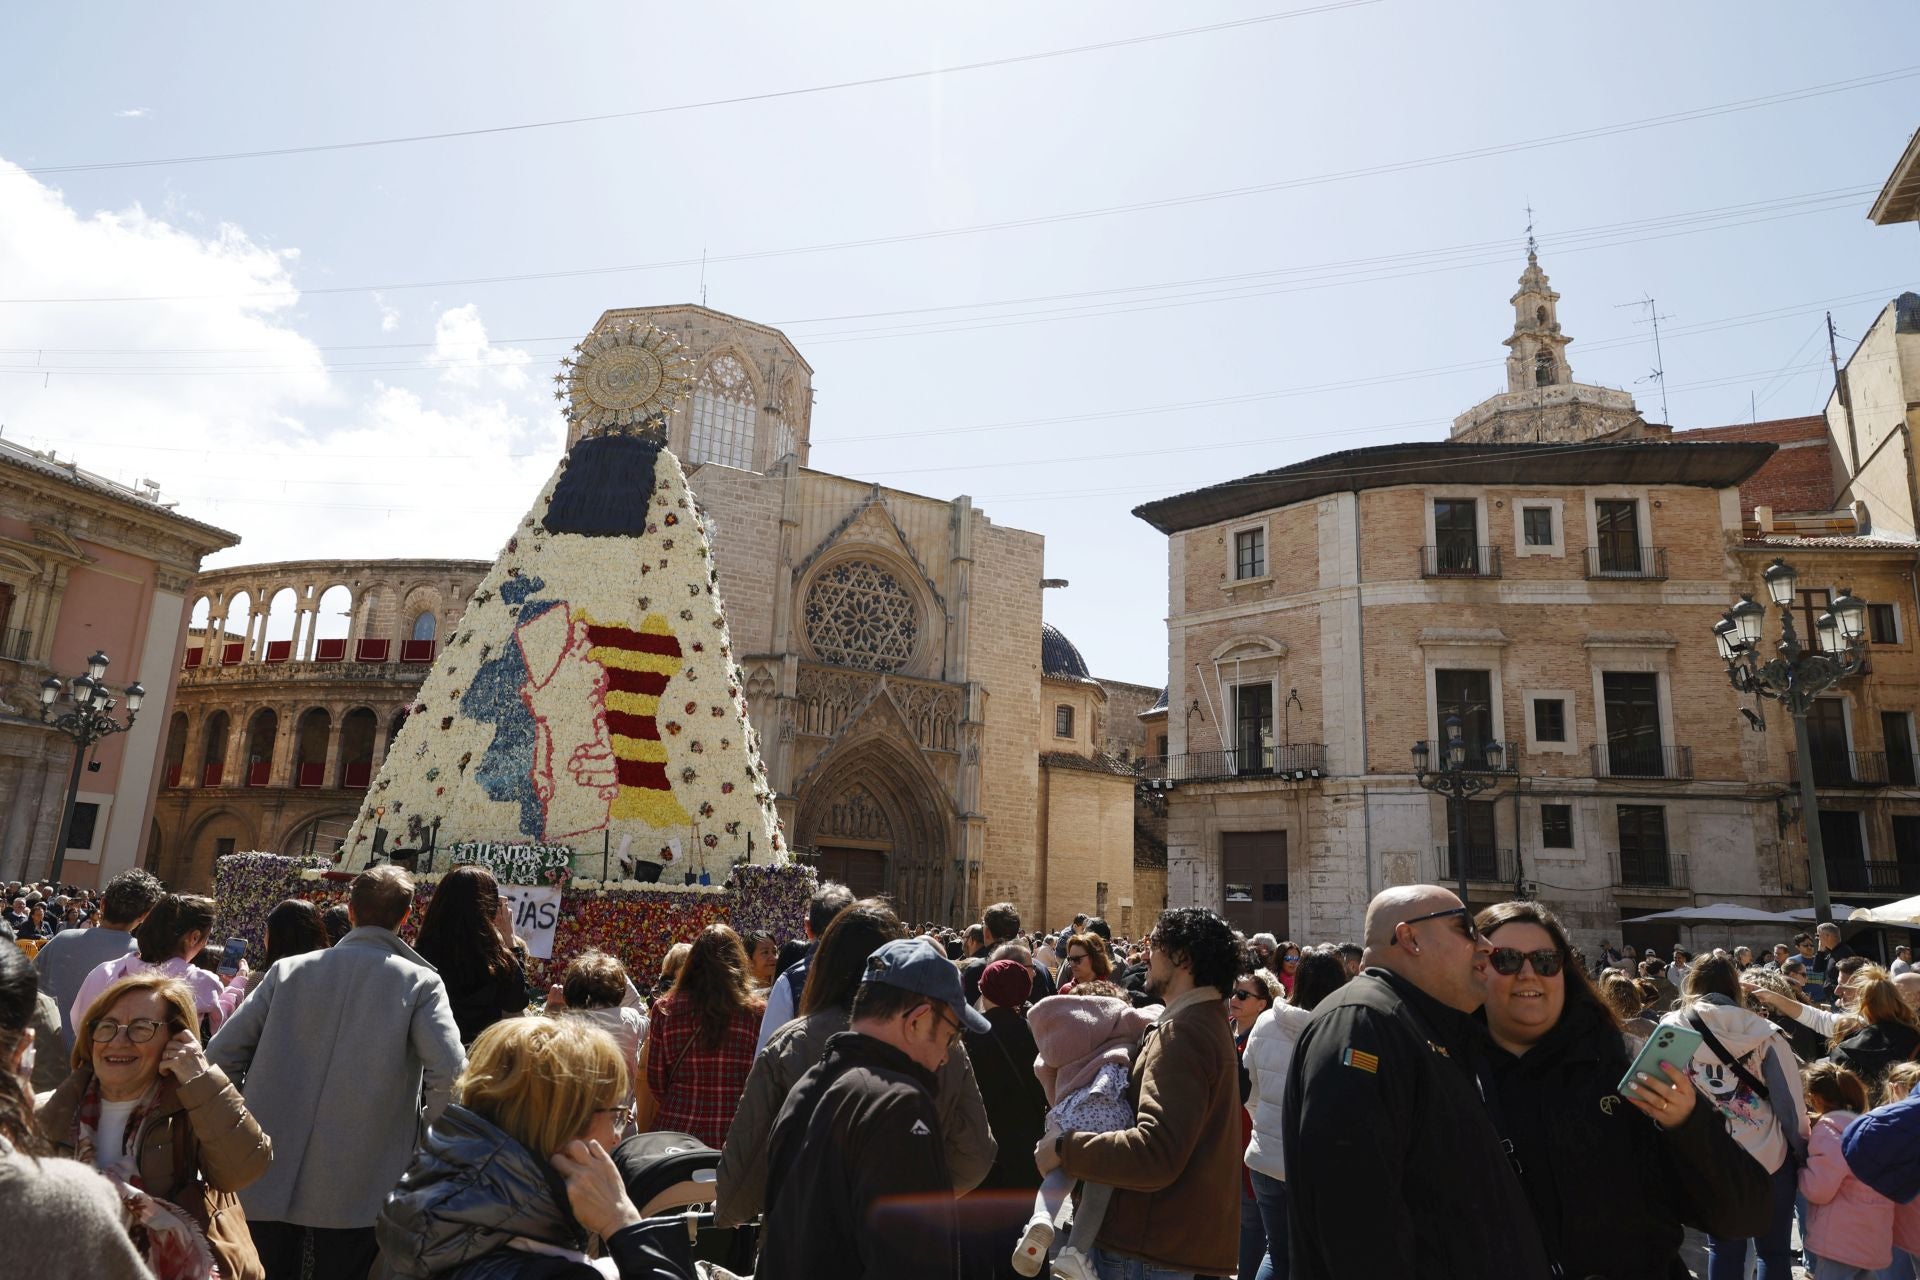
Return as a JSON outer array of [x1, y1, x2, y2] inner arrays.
[[585, 613, 691, 827]]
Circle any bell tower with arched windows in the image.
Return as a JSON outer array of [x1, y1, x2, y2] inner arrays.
[[1451, 249, 1656, 443], [1504, 251, 1572, 393], [572, 305, 814, 470]]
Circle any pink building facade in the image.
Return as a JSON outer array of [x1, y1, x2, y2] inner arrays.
[[0, 440, 237, 888]]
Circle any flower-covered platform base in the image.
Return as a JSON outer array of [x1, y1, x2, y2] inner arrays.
[[213, 851, 815, 988]]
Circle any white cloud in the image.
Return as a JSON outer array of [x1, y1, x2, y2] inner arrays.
[[429, 302, 531, 391], [374, 292, 401, 332], [0, 158, 566, 569], [113, 107, 151, 119]]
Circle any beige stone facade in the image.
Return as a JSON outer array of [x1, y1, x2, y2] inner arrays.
[[149, 558, 488, 888], [1135, 258, 1920, 955], [148, 306, 1156, 928]]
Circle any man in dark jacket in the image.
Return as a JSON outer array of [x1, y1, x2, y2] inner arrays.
[[1283, 885, 1553, 1280], [962, 901, 1054, 1005], [759, 936, 990, 1280]]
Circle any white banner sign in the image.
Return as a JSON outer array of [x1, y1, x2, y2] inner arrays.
[[498, 884, 563, 960]]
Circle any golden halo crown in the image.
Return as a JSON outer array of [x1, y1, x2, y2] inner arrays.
[[554, 322, 696, 438]]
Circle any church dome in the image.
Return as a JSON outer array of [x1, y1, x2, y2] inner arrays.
[[1041, 622, 1092, 680]]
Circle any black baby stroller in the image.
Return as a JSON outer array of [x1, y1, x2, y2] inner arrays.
[[612, 1131, 758, 1277]]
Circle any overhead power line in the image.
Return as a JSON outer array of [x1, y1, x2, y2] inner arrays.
[[4, 62, 1913, 305], [11, 3, 1380, 178]]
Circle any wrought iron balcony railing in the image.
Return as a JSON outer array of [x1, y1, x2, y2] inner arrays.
[[1610, 850, 1690, 890], [1789, 750, 1891, 789], [1585, 545, 1668, 580], [1591, 743, 1693, 780], [1820, 858, 1920, 896], [1432, 845, 1519, 886], [1420, 544, 1501, 579], [1157, 744, 1327, 783]]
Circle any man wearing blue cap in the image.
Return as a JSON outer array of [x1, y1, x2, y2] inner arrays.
[[758, 935, 990, 1280]]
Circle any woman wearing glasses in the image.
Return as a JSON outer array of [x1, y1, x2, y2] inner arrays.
[[1058, 933, 1111, 995], [1474, 901, 1767, 1280], [40, 972, 271, 1279], [379, 1017, 670, 1278]]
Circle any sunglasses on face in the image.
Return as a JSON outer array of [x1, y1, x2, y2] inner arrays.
[[1397, 906, 1479, 943], [1230, 987, 1266, 1001], [1487, 947, 1563, 978], [1067, 953, 1089, 964]]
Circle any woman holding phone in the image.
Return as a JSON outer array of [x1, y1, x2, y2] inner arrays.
[[1474, 901, 1767, 1280]]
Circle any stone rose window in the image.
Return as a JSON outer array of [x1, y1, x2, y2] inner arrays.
[[804, 559, 920, 672]]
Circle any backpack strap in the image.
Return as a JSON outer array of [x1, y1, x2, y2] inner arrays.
[[1686, 1011, 1770, 1101]]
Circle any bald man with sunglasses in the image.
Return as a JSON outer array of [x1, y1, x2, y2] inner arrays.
[[1281, 885, 1552, 1280]]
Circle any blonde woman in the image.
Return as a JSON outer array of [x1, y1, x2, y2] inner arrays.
[[378, 1017, 660, 1277]]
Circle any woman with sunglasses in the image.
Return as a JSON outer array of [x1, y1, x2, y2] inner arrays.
[[1271, 943, 1301, 998], [1059, 932, 1111, 995], [1475, 901, 1767, 1280]]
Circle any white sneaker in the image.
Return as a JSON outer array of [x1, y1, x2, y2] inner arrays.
[[1050, 1246, 1098, 1280], [1012, 1218, 1054, 1277]]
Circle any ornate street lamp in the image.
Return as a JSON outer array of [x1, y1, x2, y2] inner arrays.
[[1413, 713, 1508, 908], [38, 650, 144, 884], [1717, 559, 1868, 926]]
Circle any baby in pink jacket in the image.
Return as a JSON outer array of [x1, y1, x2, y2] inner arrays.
[[1013, 985, 1156, 1280], [1800, 1062, 1894, 1279]]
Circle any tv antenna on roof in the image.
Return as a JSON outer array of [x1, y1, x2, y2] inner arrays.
[[1616, 294, 1674, 425]]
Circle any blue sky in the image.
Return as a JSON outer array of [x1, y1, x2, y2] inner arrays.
[[2, 3, 1917, 685]]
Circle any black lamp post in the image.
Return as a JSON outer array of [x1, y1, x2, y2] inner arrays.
[[37, 650, 144, 884], [1413, 712, 1507, 908], [1716, 558, 1868, 927]]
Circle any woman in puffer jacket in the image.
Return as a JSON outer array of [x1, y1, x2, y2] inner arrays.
[[1242, 947, 1349, 1280], [377, 1018, 673, 1279], [1661, 953, 1811, 1280]]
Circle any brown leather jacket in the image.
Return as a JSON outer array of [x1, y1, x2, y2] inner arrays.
[[41, 1063, 273, 1280]]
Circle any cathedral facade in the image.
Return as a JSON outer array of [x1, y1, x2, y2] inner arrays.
[[149, 305, 1153, 929]]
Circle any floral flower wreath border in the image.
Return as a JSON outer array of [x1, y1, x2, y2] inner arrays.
[[212, 852, 816, 990]]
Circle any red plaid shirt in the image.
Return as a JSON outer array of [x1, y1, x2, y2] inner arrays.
[[646, 993, 763, 1148]]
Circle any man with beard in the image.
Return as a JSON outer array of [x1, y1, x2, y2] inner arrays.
[[1034, 907, 1242, 1279], [1282, 885, 1550, 1280]]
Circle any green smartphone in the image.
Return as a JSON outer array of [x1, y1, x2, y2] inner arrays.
[[1617, 1023, 1703, 1100]]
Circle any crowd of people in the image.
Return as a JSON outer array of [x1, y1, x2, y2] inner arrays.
[[6, 864, 1920, 1280]]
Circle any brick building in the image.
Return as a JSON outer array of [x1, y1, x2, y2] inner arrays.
[[1134, 254, 1920, 953]]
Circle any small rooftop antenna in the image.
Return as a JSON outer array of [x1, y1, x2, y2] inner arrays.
[[1616, 294, 1674, 424], [1524, 200, 1537, 256], [699, 246, 708, 308]]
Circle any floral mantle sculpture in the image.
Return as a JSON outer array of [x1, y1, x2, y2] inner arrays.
[[340, 322, 784, 884]]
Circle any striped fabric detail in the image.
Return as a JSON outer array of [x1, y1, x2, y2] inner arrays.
[[583, 614, 691, 826]]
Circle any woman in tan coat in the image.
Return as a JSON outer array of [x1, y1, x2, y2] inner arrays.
[[40, 972, 272, 1280]]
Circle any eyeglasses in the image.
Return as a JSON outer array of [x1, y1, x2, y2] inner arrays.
[[1067, 952, 1089, 964], [927, 1004, 963, 1051], [1396, 906, 1479, 943], [91, 1017, 165, 1045], [1230, 987, 1266, 1001], [1487, 947, 1563, 978], [1282, 953, 1300, 964], [593, 1106, 631, 1139]]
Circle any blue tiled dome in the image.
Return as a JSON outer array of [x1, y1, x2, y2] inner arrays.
[[1041, 622, 1092, 680]]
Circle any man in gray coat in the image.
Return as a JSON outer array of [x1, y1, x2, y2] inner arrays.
[[209, 864, 466, 1280], [33, 867, 162, 1050]]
